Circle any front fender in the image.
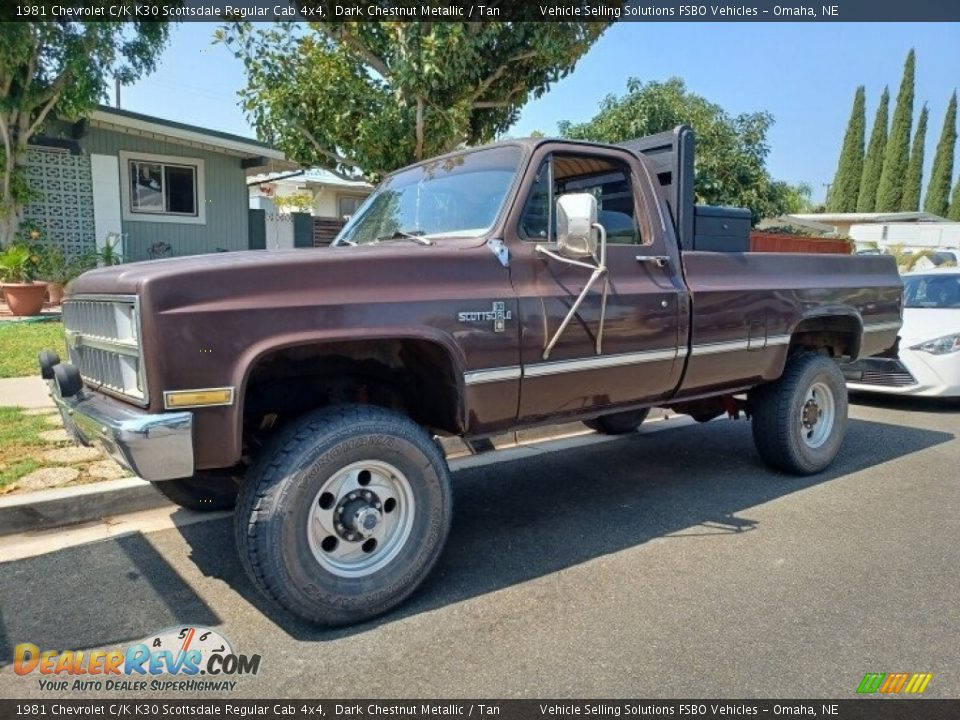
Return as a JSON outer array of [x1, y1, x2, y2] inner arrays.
[[200, 327, 468, 469]]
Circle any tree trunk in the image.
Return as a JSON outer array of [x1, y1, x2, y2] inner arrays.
[[0, 142, 28, 247], [415, 97, 424, 161]]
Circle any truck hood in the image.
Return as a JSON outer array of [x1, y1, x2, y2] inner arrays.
[[67, 244, 460, 299], [72, 247, 345, 295]]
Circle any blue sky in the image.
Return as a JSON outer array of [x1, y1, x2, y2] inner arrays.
[[112, 22, 960, 202]]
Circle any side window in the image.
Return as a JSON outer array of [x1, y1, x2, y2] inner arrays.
[[517, 154, 643, 245], [562, 168, 641, 245], [519, 161, 552, 240]]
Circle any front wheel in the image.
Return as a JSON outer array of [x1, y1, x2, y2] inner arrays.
[[750, 353, 848, 475], [234, 405, 452, 626]]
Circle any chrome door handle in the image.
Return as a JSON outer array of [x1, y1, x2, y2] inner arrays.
[[636, 255, 670, 268]]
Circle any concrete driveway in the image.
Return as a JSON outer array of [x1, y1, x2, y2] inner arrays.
[[0, 396, 957, 698]]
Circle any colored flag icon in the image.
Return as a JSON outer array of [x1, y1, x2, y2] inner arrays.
[[857, 672, 932, 694]]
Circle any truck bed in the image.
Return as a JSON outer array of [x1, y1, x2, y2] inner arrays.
[[675, 251, 902, 398]]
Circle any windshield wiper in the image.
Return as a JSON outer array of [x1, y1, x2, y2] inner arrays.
[[375, 229, 434, 246]]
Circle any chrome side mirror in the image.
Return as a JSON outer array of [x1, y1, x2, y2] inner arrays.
[[535, 192, 610, 360], [556, 193, 598, 258]]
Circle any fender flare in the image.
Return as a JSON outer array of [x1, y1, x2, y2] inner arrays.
[[785, 306, 865, 359], [227, 327, 469, 459]]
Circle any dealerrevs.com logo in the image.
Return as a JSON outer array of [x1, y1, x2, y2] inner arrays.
[[14, 626, 261, 693]]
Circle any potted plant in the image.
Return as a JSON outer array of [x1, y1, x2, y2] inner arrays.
[[0, 244, 47, 316], [38, 247, 90, 305], [96, 234, 124, 266]]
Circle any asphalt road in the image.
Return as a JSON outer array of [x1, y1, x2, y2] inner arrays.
[[1, 395, 958, 699]]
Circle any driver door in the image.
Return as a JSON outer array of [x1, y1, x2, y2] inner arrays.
[[506, 145, 687, 423]]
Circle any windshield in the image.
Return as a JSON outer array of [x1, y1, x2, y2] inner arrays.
[[903, 274, 960, 309], [334, 146, 522, 246]]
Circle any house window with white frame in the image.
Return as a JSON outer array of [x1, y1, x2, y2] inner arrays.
[[119, 151, 206, 225], [129, 160, 197, 215], [338, 195, 365, 219]]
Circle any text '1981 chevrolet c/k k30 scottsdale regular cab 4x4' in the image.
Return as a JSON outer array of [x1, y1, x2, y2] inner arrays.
[[40, 126, 903, 625]]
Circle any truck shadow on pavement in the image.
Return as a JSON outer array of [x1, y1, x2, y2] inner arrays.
[[0, 414, 953, 661], [0, 528, 221, 669], [178, 414, 955, 640]]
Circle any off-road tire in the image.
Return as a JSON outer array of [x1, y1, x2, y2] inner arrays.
[[750, 353, 848, 475], [234, 404, 452, 626], [152, 472, 238, 511], [584, 408, 651, 435]]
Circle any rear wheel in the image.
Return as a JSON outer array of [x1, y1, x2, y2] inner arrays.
[[584, 408, 650, 435], [750, 353, 848, 475], [152, 472, 239, 511], [235, 404, 452, 626]]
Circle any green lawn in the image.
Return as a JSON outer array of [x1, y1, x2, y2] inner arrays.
[[0, 404, 122, 493], [0, 321, 67, 378], [0, 406, 51, 490]]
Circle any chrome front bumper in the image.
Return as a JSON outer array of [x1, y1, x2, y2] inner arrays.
[[47, 375, 194, 482]]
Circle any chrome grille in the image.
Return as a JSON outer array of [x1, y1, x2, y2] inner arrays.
[[63, 300, 120, 340], [61, 295, 147, 404]]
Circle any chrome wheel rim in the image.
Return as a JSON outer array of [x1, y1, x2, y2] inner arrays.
[[307, 460, 416, 578], [799, 381, 835, 449]]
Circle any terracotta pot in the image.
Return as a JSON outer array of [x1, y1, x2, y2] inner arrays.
[[2, 282, 48, 316], [46, 282, 65, 305]]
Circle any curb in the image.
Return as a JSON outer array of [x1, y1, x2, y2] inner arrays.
[[0, 412, 680, 538], [0, 477, 169, 537]]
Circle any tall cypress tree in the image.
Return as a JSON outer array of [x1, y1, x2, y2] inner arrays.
[[949, 179, 960, 220], [901, 104, 928, 211], [826, 86, 866, 212], [876, 49, 916, 212], [924, 92, 957, 216], [857, 87, 890, 212]]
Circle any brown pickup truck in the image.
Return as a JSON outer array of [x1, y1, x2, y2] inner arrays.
[[41, 126, 902, 625]]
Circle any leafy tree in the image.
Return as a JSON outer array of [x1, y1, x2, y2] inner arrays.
[[826, 86, 865, 212], [559, 76, 799, 223], [219, 21, 611, 180], [857, 86, 889, 212], [273, 192, 314, 213], [924, 92, 957, 216], [775, 181, 814, 214], [0, 20, 169, 246], [876, 49, 915, 212], [901, 104, 927, 211]]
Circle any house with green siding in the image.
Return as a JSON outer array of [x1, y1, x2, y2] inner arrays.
[[25, 106, 286, 262]]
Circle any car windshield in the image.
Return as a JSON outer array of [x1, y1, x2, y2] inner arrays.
[[903, 274, 960, 309], [334, 146, 522, 246]]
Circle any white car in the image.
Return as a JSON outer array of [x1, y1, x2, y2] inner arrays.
[[844, 267, 960, 398]]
